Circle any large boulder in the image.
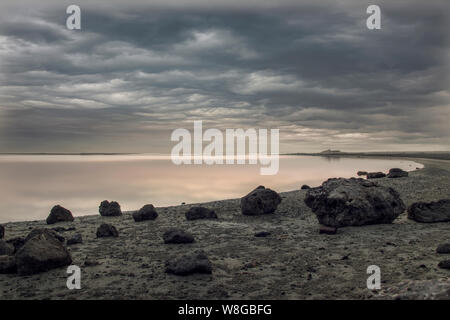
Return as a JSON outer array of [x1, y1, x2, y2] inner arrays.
[[0, 255, 17, 274], [96, 223, 119, 238], [99, 200, 122, 217], [0, 240, 15, 256], [0, 225, 4, 239], [165, 251, 212, 276], [387, 168, 408, 178], [15, 231, 72, 275], [163, 229, 195, 244], [132, 204, 158, 222], [407, 199, 450, 223], [240, 186, 282, 216], [46, 205, 74, 224], [185, 207, 217, 220], [366, 172, 386, 179], [304, 178, 405, 227]]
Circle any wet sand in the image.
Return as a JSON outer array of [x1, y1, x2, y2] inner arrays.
[[1, 157, 449, 299]]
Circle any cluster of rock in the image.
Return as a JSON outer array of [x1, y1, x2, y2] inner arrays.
[[357, 168, 409, 179], [407, 199, 450, 223]]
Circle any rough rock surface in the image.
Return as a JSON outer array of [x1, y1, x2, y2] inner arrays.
[[304, 178, 405, 227], [241, 186, 282, 216], [25, 229, 65, 243], [185, 207, 217, 220], [436, 243, 450, 254], [163, 229, 195, 244], [67, 233, 83, 245], [0, 255, 17, 274], [301, 185, 310, 190], [387, 168, 409, 178], [15, 232, 72, 275], [96, 224, 119, 238], [165, 251, 212, 276], [438, 260, 450, 269], [99, 200, 122, 217], [0, 240, 15, 256], [46, 205, 74, 224], [407, 199, 450, 223], [367, 172, 386, 179], [6, 237, 25, 253], [132, 204, 158, 222]]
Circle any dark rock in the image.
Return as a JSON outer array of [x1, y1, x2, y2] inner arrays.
[[387, 168, 408, 178], [0, 225, 4, 239], [304, 178, 405, 227], [301, 185, 310, 190], [16, 231, 72, 275], [185, 206, 217, 220], [6, 237, 25, 253], [96, 223, 119, 238], [163, 229, 195, 244], [436, 243, 450, 254], [0, 255, 17, 274], [254, 231, 271, 237], [67, 233, 83, 245], [132, 204, 158, 222], [25, 228, 65, 243], [366, 172, 386, 179], [438, 260, 450, 269], [240, 186, 282, 216], [357, 171, 368, 176], [46, 205, 74, 224], [319, 225, 337, 235], [407, 199, 450, 223], [165, 251, 212, 276], [84, 257, 101, 267], [0, 240, 15, 256], [99, 200, 122, 217]]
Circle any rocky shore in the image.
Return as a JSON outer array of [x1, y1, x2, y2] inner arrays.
[[0, 157, 449, 299]]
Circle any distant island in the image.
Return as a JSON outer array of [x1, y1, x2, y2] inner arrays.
[[285, 151, 450, 161]]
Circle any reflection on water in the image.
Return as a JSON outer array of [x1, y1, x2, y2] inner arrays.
[[0, 155, 423, 222]]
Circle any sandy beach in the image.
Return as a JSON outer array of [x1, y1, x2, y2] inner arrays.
[[1, 157, 449, 300]]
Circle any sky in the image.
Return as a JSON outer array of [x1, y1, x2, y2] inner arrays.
[[0, 0, 449, 153]]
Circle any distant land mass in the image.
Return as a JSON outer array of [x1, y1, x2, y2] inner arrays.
[[286, 151, 450, 161]]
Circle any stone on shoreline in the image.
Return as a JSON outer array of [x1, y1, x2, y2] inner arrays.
[[241, 186, 282, 216], [185, 206, 217, 220], [436, 243, 450, 254], [254, 231, 271, 237], [0, 240, 15, 256], [357, 171, 368, 176], [16, 231, 72, 275], [0, 255, 17, 274], [163, 228, 195, 244], [96, 223, 119, 238], [67, 233, 83, 245], [99, 200, 122, 217], [25, 228, 65, 243], [387, 168, 408, 178], [301, 185, 311, 190], [366, 172, 386, 179], [0, 225, 4, 239], [304, 178, 405, 227], [165, 251, 212, 276], [438, 260, 450, 269], [407, 199, 450, 223], [46, 205, 74, 225], [132, 204, 158, 222]]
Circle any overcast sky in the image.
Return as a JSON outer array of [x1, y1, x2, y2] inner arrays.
[[0, 0, 449, 153]]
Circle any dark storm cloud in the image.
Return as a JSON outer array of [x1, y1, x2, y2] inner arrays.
[[0, 0, 448, 152]]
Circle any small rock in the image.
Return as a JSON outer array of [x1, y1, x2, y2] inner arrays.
[[0, 225, 4, 239], [437, 243, 450, 254], [99, 200, 122, 217], [0, 240, 15, 256], [163, 229, 195, 244], [357, 171, 368, 176], [0, 255, 17, 274], [407, 199, 450, 223], [46, 205, 74, 224], [241, 186, 282, 216], [387, 168, 408, 178], [25, 228, 65, 243], [301, 185, 310, 190], [366, 172, 386, 179], [319, 225, 337, 235], [438, 260, 450, 269], [67, 233, 83, 245], [132, 204, 158, 222], [96, 223, 119, 238], [185, 206, 217, 220], [254, 231, 271, 237], [84, 258, 101, 267], [165, 251, 212, 276]]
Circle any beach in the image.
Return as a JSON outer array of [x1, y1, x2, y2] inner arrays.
[[1, 157, 449, 299]]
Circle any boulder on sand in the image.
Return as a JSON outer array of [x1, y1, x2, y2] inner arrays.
[[15, 231, 72, 275], [0, 255, 17, 274], [407, 199, 450, 223], [240, 186, 282, 216], [436, 243, 450, 254], [96, 223, 119, 238], [163, 228, 195, 244], [0, 225, 4, 239], [357, 171, 368, 176], [132, 204, 158, 222], [46, 205, 74, 224], [304, 178, 405, 227], [185, 207, 217, 220], [387, 168, 408, 178], [25, 228, 65, 243], [0, 240, 15, 256], [301, 185, 311, 190], [99, 200, 122, 217], [366, 172, 386, 179], [165, 251, 212, 276], [67, 233, 82, 245]]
